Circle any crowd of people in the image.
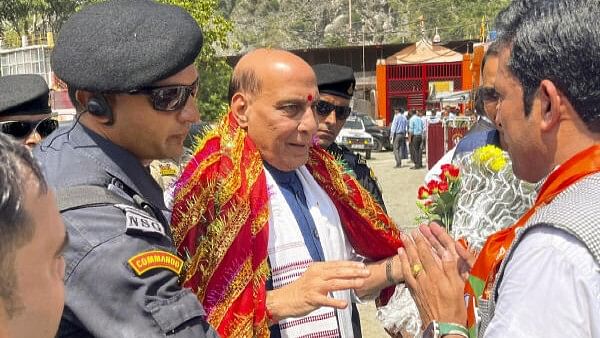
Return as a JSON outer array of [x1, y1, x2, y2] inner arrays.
[[0, 0, 599, 337]]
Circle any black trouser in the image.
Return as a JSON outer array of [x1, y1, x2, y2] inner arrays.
[[410, 135, 423, 168], [392, 132, 407, 166]]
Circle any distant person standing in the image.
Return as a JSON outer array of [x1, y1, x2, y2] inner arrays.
[[408, 110, 424, 169], [390, 109, 408, 167]]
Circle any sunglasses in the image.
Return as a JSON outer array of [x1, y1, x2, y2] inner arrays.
[[0, 117, 59, 139], [315, 100, 352, 120], [129, 78, 199, 112], [479, 87, 499, 103]]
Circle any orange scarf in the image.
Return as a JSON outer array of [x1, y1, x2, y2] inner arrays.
[[465, 145, 600, 337], [171, 113, 403, 337]]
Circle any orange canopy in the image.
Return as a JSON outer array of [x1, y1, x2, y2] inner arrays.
[[385, 39, 463, 65]]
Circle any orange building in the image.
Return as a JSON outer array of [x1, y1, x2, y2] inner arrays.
[[375, 39, 485, 124]]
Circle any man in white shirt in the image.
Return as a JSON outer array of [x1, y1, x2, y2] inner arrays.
[[397, 1, 600, 337]]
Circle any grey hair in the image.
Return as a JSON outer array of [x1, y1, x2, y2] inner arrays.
[[227, 67, 262, 102]]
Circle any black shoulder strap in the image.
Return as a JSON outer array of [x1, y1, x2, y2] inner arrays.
[[56, 183, 170, 229], [56, 185, 129, 213]]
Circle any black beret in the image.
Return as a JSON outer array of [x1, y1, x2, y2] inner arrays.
[[0, 74, 51, 117], [312, 63, 356, 99], [51, 0, 203, 92]]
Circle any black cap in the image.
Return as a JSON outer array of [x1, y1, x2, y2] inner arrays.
[[51, 0, 203, 92], [0, 74, 51, 117], [312, 63, 356, 99]]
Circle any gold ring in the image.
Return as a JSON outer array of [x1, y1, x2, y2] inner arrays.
[[412, 263, 424, 278]]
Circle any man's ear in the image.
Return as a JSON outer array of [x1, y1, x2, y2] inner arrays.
[[75, 90, 114, 124], [75, 89, 93, 108], [230, 92, 249, 128], [538, 79, 562, 132]]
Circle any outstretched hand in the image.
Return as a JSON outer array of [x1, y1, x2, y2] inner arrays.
[[267, 261, 370, 320]]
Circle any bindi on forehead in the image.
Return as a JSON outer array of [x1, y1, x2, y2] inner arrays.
[[307, 94, 313, 102]]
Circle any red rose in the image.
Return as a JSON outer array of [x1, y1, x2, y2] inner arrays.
[[418, 186, 430, 200]]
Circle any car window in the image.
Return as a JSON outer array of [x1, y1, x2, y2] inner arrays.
[[343, 118, 363, 130], [360, 115, 377, 127]]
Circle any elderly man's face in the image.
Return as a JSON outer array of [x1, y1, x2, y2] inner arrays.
[[495, 47, 547, 182], [244, 63, 319, 171]]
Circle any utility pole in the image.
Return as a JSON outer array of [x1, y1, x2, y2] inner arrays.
[[362, 23, 366, 99], [348, 0, 352, 43]]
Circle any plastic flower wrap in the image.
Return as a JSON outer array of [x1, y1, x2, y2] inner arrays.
[[416, 163, 460, 231], [452, 145, 539, 251], [385, 145, 539, 338]]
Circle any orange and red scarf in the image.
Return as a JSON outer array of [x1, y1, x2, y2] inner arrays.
[[465, 145, 600, 337], [170, 112, 403, 337]]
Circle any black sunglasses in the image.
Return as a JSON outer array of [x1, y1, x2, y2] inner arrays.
[[0, 118, 59, 139], [479, 87, 499, 103], [129, 78, 199, 112], [315, 100, 352, 120]]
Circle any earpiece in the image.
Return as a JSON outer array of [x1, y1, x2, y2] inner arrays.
[[86, 95, 114, 125], [87, 95, 108, 117]]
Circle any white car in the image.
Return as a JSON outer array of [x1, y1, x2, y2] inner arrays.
[[335, 116, 375, 159]]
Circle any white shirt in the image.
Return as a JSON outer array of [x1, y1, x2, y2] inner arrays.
[[485, 226, 600, 337]]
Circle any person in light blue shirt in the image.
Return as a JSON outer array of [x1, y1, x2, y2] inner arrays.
[[408, 110, 425, 169], [389, 109, 408, 167]]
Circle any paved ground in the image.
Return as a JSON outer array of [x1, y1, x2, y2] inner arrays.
[[355, 150, 426, 338]]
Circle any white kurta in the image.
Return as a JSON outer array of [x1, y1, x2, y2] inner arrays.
[[485, 226, 600, 337]]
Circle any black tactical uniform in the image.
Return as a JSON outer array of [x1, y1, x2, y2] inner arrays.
[[327, 142, 387, 212], [36, 124, 217, 337], [33, 0, 217, 337]]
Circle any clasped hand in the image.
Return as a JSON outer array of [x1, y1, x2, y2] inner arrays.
[[397, 223, 475, 327]]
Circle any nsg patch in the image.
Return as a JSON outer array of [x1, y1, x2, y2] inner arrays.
[[116, 204, 167, 238]]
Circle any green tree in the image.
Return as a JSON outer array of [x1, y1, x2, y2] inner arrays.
[[389, 0, 511, 43], [0, 0, 87, 45], [158, 0, 234, 121]]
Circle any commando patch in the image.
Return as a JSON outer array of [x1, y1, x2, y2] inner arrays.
[[128, 250, 184, 276]]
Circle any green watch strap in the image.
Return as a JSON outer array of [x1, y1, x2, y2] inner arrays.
[[438, 322, 469, 338]]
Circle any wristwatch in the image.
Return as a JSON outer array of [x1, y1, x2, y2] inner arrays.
[[423, 321, 469, 338]]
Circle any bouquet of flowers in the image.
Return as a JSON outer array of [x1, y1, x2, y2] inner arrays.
[[416, 163, 460, 231], [452, 144, 539, 251], [384, 145, 538, 338]]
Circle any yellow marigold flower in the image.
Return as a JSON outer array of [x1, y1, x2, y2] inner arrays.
[[489, 156, 507, 172], [472, 145, 507, 173]]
